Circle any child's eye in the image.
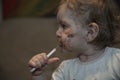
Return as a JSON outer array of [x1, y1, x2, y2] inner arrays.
[[61, 23, 68, 29]]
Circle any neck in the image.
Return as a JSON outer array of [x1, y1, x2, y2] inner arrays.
[[78, 47, 106, 62]]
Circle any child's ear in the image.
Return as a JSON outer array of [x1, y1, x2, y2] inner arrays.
[[86, 22, 99, 42]]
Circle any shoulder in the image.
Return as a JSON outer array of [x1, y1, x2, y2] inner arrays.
[[107, 47, 120, 78], [107, 47, 120, 67], [108, 47, 120, 65], [108, 47, 120, 58]]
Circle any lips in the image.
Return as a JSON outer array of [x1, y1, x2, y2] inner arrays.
[[58, 40, 73, 52], [57, 39, 65, 48], [58, 41, 64, 48]]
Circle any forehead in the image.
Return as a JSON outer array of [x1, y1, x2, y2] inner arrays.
[[57, 5, 74, 21], [57, 5, 88, 26], [57, 6, 79, 28]]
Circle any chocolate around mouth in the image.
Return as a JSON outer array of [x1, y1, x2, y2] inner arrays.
[[59, 42, 63, 47], [58, 41, 66, 48], [58, 41, 72, 52]]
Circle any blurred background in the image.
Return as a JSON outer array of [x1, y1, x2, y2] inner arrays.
[[0, 0, 120, 80], [3, 0, 59, 19], [0, 0, 76, 80]]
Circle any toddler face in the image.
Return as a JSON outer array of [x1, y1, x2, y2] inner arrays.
[[56, 7, 88, 54]]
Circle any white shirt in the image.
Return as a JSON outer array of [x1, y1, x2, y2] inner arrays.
[[52, 47, 120, 80]]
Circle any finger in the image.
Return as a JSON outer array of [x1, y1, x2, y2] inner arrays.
[[42, 53, 48, 62], [28, 60, 37, 68], [47, 57, 60, 64], [35, 56, 43, 67], [35, 53, 47, 64], [38, 53, 47, 64], [31, 54, 47, 68], [33, 58, 42, 68]]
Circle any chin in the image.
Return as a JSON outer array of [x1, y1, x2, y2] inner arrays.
[[60, 48, 68, 53], [60, 46, 73, 53]]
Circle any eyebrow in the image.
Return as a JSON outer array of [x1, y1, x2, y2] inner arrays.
[[57, 12, 72, 28], [58, 19, 71, 28]]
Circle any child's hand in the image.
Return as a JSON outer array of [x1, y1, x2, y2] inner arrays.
[[28, 53, 59, 76]]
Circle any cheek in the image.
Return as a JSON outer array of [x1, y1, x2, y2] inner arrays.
[[69, 37, 79, 48], [65, 35, 78, 49], [68, 35, 85, 52], [61, 34, 74, 51], [63, 37, 79, 53], [64, 28, 74, 37], [63, 29, 74, 45], [63, 29, 80, 50]]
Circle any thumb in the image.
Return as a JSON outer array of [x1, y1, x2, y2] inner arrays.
[[47, 57, 60, 64]]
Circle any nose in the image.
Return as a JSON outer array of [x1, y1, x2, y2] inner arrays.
[[56, 27, 62, 39]]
